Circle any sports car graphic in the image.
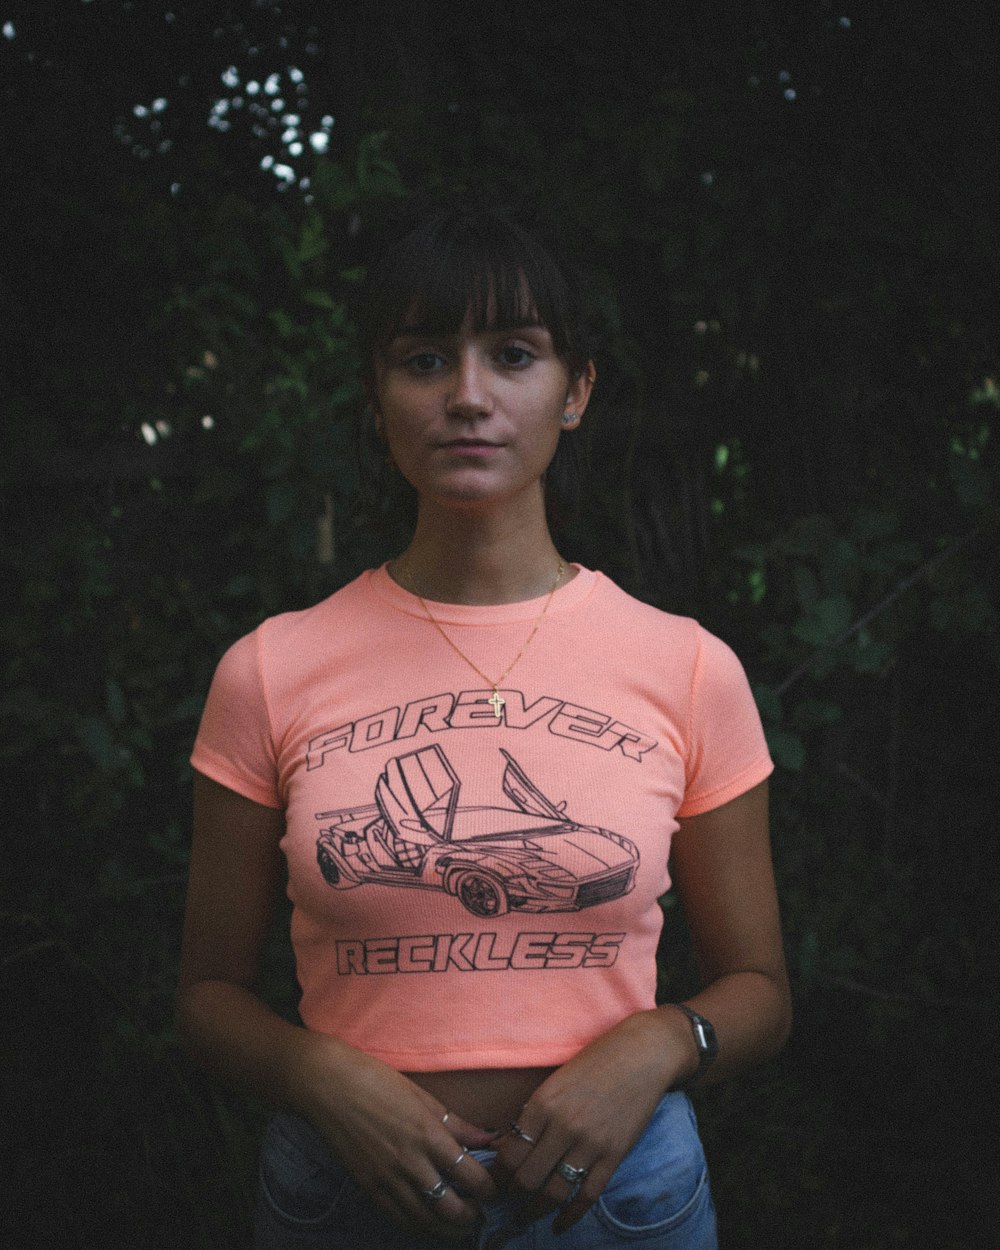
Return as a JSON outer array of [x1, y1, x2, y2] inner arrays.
[[315, 746, 639, 917]]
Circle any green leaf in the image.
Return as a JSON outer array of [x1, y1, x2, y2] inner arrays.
[[767, 728, 806, 771], [326, 380, 359, 408], [75, 717, 118, 771], [302, 289, 338, 311], [791, 595, 853, 646], [269, 308, 297, 340], [276, 234, 301, 282], [297, 211, 329, 267], [850, 638, 891, 674], [751, 681, 783, 725], [793, 564, 818, 611], [311, 159, 356, 211], [790, 698, 842, 731], [165, 694, 206, 725], [826, 537, 860, 576]]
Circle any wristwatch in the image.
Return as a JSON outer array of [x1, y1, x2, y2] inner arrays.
[[674, 1003, 718, 1087]]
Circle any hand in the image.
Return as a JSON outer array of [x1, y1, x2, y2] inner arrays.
[[291, 1034, 499, 1240], [490, 1008, 690, 1233]]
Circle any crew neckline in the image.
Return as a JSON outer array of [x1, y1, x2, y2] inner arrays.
[[367, 562, 599, 625]]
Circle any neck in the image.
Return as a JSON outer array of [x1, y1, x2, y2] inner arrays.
[[391, 500, 567, 605]]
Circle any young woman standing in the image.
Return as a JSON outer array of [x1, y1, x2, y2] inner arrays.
[[177, 206, 791, 1249]]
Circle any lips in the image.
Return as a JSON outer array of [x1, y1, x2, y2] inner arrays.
[[440, 437, 502, 448], [435, 440, 507, 460]]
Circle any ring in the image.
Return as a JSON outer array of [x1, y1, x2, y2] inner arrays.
[[421, 1178, 449, 1202], [509, 1122, 536, 1144], [441, 1112, 450, 1126], [449, 1147, 469, 1169], [556, 1161, 589, 1185]]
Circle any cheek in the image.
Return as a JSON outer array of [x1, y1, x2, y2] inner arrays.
[[377, 391, 427, 450]]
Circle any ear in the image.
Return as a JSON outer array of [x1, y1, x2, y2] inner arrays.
[[367, 395, 386, 442], [562, 360, 596, 429]]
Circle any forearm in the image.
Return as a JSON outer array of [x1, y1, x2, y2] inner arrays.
[[175, 978, 343, 1116], [659, 967, 792, 1088], [489, 966, 789, 1232], [176, 977, 498, 1238]]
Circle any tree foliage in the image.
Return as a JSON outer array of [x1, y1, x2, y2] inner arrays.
[[2, 2, 998, 1246]]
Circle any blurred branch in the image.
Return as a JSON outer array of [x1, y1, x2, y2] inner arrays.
[[776, 528, 982, 696]]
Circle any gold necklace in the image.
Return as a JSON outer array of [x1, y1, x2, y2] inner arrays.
[[400, 560, 566, 718]]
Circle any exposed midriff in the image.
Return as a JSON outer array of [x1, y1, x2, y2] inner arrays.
[[407, 1066, 557, 1132]]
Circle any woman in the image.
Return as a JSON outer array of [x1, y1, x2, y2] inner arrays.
[[177, 205, 791, 1249]]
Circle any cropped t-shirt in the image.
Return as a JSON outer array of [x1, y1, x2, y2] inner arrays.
[[191, 565, 773, 1072]]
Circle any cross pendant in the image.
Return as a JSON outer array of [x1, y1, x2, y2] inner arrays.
[[488, 688, 506, 718]]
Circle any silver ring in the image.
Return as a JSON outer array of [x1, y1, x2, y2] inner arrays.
[[556, 1161, 589, 1185], [509, 1122, 536, 1144], [421, 1178, 449, 1202], [449, 1147, 469, 1169], [441, 1112, 450, 1126]]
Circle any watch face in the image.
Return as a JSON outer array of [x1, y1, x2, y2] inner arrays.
[[678, 1005, 718, 1063], [694, 1016, 718, 1058]]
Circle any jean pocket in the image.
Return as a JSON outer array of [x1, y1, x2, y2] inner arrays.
[[257, 1111, 353, 1229], [593, 1093, 715, 1242]]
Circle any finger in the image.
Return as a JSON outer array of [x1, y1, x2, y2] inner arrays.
[[551, 1159, 617, 1233], [436, 1143, 497, 1203], [505, 1122, 571, 1195], [512, 1159, 589, 1227], [412, 1093, 497, 1150], [508, 1119, 539, 1147], [491, 1120, 544, 1189], [443, 1108, 501, 1151], [513, 1150, 610, 1228], [388, 1171, 481, 1241]]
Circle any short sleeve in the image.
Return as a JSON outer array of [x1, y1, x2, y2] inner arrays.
[[190, 630, 282, 808], [676, 626, 773, 818]]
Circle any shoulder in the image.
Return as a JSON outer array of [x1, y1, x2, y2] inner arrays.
[[586, 571, 712, 659], [585, 571, 758, 714], [222, 571, 374, 667], [256, 570, 375, 649], [206, 571, 376, 698]]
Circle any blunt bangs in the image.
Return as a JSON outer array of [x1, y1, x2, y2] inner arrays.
[[358, 207, 589, 385], [355, 203, 593, 533]]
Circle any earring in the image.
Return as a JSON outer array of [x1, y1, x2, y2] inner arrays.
[[561, 411, 576, 426]]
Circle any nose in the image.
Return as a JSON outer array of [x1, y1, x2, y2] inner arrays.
[[445, 349, 492, 419]]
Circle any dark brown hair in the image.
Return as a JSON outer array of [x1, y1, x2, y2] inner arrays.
[[356, 202, 594, 527]]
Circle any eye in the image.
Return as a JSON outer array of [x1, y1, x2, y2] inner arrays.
[[405, 351, 446, 374], [497, 344, 535, 368]]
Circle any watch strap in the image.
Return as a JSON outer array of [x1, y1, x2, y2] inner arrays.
[[674, 1003, 718, 1088]]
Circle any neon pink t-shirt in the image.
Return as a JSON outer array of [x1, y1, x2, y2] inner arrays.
[[191, 566, 772, 1071]]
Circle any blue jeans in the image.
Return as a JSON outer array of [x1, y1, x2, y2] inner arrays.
[[254, 1091, 717, 1249]]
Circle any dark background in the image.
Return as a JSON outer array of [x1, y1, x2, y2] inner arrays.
[[2, 2, 997, 1246]]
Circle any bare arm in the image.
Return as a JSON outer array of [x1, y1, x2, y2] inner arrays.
[[493, 779, 790, 1230], [176, 772, 497, 1240], [668, 777, 791, 1081]]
